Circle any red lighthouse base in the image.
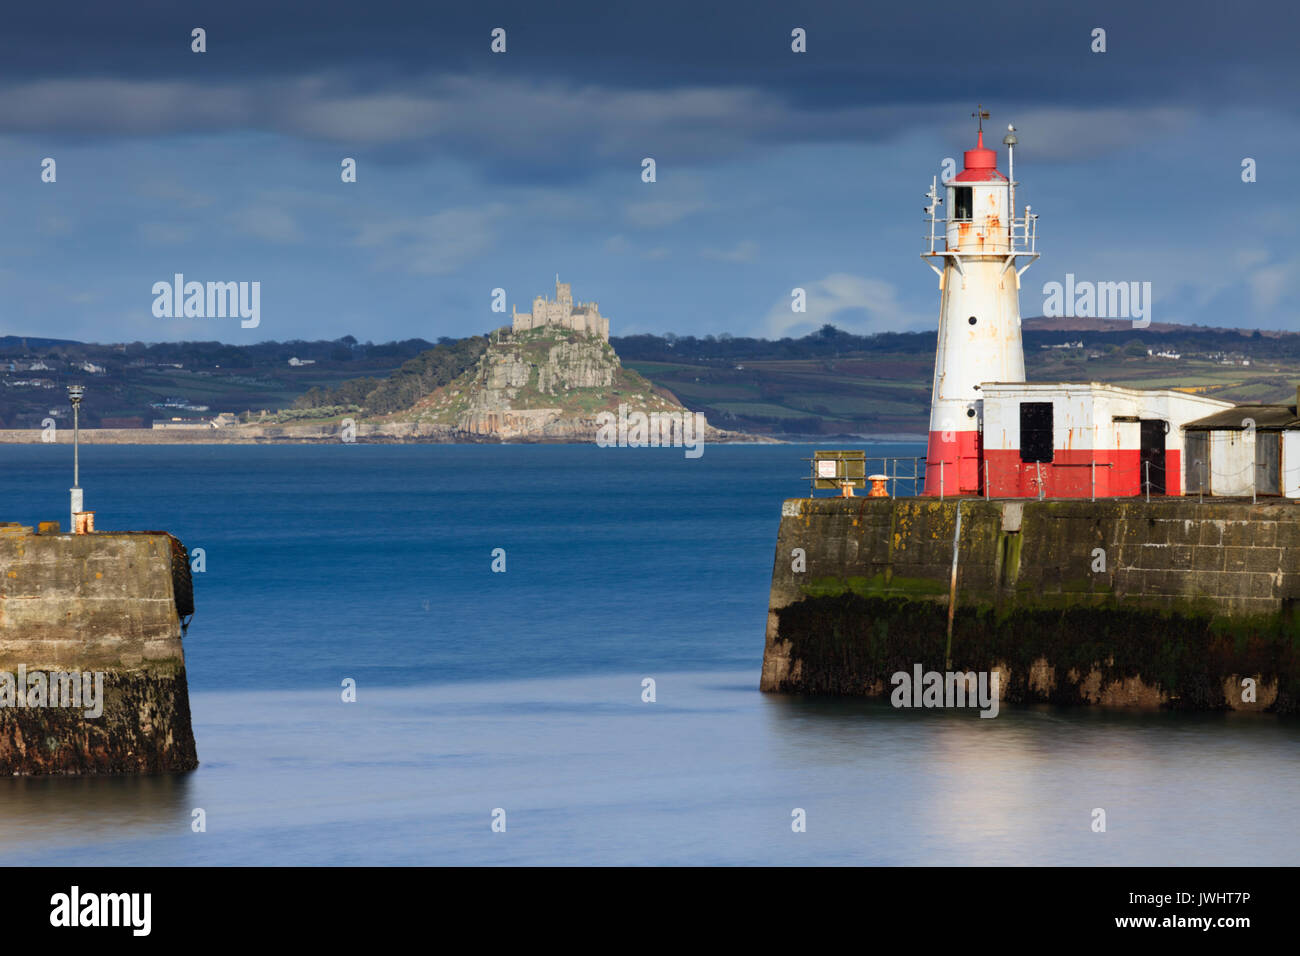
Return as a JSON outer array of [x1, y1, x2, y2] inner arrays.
[[923, 429, 982, 496]]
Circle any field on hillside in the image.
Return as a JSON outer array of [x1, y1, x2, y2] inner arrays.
[[626, 355, 934, 435], [627, 343, 1300, 437]]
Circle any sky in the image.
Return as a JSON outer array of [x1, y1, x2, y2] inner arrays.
[[2, 0, 1298, 345]]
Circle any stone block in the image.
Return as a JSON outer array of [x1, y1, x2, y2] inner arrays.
[[1249, 573, 1278, 599], [1246, 547, 1284, 574], [1223, 547, 1251, 573], [1220, 522, 1256, 547], [1193, 547, 1225, 572]]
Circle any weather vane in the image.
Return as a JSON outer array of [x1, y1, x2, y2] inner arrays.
[[972, 104, 990, 132]]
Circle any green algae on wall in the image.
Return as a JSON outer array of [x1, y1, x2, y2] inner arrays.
[[774, 594, 1300, 711], [762, 497, 1300, 712]]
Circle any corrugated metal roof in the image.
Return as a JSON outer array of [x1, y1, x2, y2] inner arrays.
[[1183, 404, 1300, 430]]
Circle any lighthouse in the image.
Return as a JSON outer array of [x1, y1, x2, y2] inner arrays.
[[921, 110, 1038, 496]]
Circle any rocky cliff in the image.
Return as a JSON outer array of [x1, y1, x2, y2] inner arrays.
[[374, 326, 755, 442]]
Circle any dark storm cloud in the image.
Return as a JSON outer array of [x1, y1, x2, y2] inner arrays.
[[13, 0, 1295, 96], [4, 0, 1295, 179]]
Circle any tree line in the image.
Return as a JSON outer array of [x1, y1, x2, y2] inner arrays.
[[292, 335, 489, 415]]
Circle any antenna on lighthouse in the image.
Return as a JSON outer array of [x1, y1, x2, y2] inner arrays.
[[971, 105, 990, 132], [1003, 124, 1018, 242]]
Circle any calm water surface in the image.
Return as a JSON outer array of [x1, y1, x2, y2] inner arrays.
[[0, 443, 1296, 865]]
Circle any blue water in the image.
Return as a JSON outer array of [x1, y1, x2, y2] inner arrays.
[[1, 443, 1298, 865]]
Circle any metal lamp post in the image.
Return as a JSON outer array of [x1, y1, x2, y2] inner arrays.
[[68, 384, 84, 531], [1003, 125, 1017, 244]]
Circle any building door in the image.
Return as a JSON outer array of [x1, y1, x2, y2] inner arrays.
[[1019, 402, 1054, 497], [1185, 431, 1209, 495], [1140, 419, 1166, 494], [1256, 432, 1280, 495]]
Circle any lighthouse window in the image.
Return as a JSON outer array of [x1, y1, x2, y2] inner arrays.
[[954, 186, 973, 221], [1019, 402, 1054, 463]]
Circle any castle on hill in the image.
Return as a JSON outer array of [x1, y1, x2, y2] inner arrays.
[[511, 277, 609, 341]]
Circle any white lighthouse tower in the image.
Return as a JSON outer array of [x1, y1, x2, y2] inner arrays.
[[921, 109, 1038, 496]]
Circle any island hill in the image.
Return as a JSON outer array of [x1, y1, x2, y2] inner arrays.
[[357, 278, 757, 443], [1, 278, 756, 444], [386, 291, 673, 441]]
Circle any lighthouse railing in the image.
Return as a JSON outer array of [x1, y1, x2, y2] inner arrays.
[[1009, 211, 1038, 255], [923, 210, 1037, 256]]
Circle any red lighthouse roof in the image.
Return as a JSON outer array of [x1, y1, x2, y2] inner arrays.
[[953, 130, 1007, 183]]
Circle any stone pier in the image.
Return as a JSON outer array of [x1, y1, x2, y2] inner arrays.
[[762, 497, 1300, 712], [0, 529, 198, 773]]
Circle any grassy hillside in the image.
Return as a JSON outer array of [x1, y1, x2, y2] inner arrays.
[[615, 321, 1300, 437], [0, 334, 439, 428]]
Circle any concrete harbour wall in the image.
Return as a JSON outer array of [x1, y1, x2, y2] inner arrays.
[[762, 497, 1300, 712], [0, 530, 198, 773]]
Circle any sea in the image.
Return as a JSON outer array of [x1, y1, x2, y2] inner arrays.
[[1, 442, 1297, 865]]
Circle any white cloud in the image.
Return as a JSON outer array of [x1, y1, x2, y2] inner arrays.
[[354, 203, 507, 275], [624, 199, 707, 228], [603, 234, 672, 260], [138, 222, 193, 244], [1234, 248, 1270, 270], [227, 205, 305, 244], [981, 107, 1196, 162], [38, 216, 72, 237], [763, 273, 930, 338], [288, 92, 446, 144], [1042, 239, 1300, 325], [135, 180, 215, 209], [0, 76, 1233, 185], [1246, 256, 1299, 312], [0, 79, 249, 135], [702, 240, 758, 263]]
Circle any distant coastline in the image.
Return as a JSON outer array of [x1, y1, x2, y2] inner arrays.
[[0, 426, 777, 445], [5, 320, 1296, 442]]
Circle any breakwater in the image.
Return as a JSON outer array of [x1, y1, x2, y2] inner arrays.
[[0, 529, 198, 773], [762, 497, 1300, 712]]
